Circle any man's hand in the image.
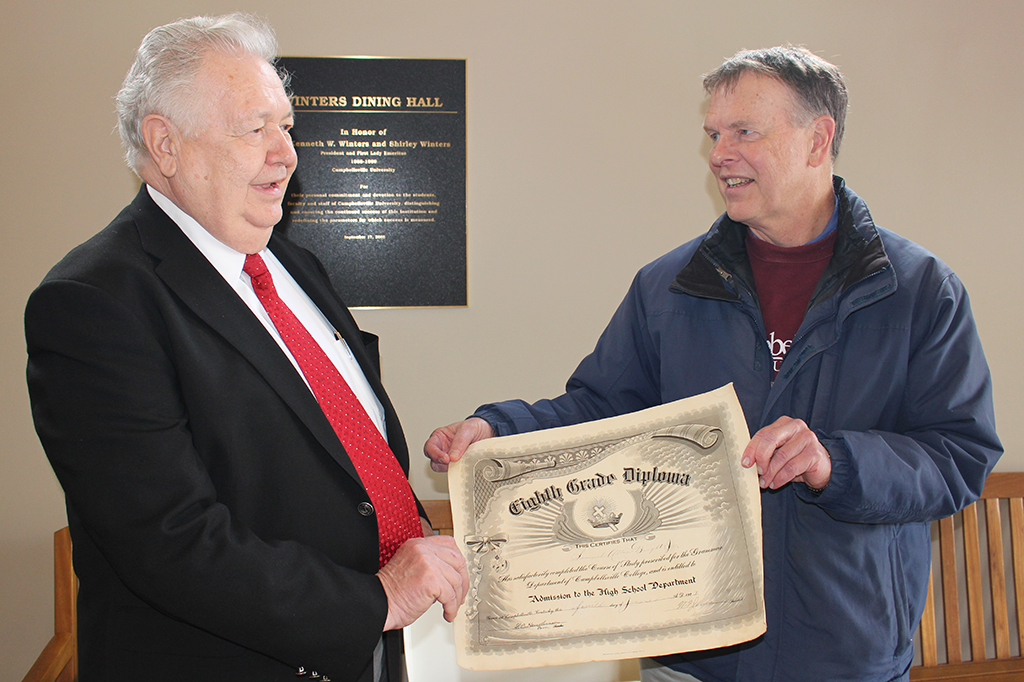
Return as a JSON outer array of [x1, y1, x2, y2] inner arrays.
[[377, 535, 469, 630], [742, 416, 831, 492], [423, 417, 495, 473]]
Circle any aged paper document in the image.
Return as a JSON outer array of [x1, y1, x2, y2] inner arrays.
[[448, 384, 765, 670]]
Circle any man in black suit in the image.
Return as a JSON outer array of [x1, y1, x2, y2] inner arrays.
[[25, 13, 466, 682]]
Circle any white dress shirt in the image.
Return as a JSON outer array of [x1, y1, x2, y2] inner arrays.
[[148, 186, 387, 439]]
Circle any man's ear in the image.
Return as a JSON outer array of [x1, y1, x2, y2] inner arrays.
[[140, 114, 178, 178], [809, 115, 836, 168]]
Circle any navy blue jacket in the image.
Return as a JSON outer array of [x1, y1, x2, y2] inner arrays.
[[475, 178, 1002, 681]]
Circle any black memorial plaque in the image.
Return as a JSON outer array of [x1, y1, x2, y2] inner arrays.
[[276, 57, 466, 308]]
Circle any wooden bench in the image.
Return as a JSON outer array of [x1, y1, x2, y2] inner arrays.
[[911, 472, 1024, 680]]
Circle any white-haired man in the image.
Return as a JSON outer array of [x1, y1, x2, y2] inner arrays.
[[27, 13, 466, 682]]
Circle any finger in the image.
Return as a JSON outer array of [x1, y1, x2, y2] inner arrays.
[[760, 445, 799, 489], [433, 560, 466, 622], [423, 427, 454, 464], [424, 536, 470, 602], [446, 424, 477, 462], [745, 416, 807, 471], [379, 539, 462, 629], [761, 428, 824, 490], [412, 540, 467, 621], [756, 428, 795, 487], [442, 596, 461, 622], [447, 418, 493, 463], [743, 422, 787, 472], [442, 564, 469, 621], [436, 577, 459, 622]]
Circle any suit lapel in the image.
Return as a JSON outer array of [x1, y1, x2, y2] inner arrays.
[[129, 189, 365, 484]]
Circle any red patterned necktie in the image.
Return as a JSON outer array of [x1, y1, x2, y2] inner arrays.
[[243, 253, 421, 566]]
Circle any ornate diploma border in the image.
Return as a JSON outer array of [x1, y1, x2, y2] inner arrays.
[[449, 384, 765, 670]]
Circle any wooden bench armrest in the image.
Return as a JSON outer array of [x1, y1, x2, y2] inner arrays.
[[21, 632, 74, 682]]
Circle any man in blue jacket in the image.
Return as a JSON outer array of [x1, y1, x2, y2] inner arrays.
[[425, 46, 1001, 681]]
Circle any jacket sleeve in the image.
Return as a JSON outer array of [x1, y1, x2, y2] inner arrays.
[[810, 271, 1002, 523], [474, 272, 662, 435], [26, 276, 388, 677]]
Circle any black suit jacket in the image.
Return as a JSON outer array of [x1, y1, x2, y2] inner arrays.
[[26, 187, 415, 681]]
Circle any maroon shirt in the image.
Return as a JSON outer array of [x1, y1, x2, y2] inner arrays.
[[746, 230, 837, 376]]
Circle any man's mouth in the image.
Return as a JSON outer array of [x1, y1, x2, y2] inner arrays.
[[725, 177, 752, 188]]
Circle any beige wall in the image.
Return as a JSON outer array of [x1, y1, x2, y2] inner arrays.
[[3, 0, 1022, 678]]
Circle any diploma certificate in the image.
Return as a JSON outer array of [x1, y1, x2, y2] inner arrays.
[[448, 384, 765, 669]]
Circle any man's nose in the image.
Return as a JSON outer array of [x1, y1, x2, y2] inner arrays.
[[709, 137, 734, 168], [268, 127, 298, 167]]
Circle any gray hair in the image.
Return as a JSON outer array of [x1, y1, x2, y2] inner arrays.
[[703, 45, 848, 162], [116, 13, 285, 173]]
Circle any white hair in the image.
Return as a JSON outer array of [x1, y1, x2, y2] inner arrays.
[[115, 13, 285, 173]]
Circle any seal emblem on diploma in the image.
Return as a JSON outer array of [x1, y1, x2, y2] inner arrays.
[[448, 384, 766, 670]]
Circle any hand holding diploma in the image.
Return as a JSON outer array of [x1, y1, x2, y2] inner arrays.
[[743, 416, 832, 492], [425, 417, 495, 473], [378, 534, 469, 629], [439, 385, 766, 670]]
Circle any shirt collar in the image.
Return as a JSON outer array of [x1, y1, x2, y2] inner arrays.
[[805, 193, 840, 245], [745, 192, 840, 246], [147, 185, 248, 281]]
